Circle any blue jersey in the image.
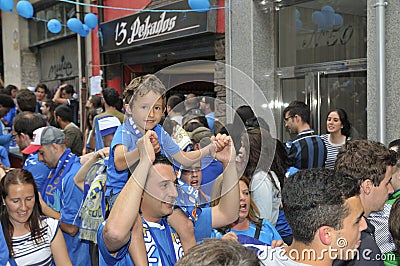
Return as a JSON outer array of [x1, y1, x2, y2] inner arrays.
[[106, 118, 180, 196], [0, 223, 8, 266], [23, 152, 51, 191], [98, 218, 183, 266], [41, 150, 90, 266]]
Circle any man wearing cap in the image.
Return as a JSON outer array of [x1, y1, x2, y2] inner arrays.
[[189, 126, 223, 198], [12, 112, 50, 191], [22, 126, 90, 265], [98, 116, 122, 148]]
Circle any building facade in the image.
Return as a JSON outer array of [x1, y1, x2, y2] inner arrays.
[[227, 0, 399, 143], [2, 0, 399, 143]]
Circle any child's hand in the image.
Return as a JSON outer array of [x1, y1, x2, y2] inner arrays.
[[149, 133, 161, 153], [137, 131, 156, 164]]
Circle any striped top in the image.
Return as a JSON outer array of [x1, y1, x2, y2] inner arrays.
[[320, 134, 347, 170], [9, 217, 59, 266], [285, 129, 326, 169]]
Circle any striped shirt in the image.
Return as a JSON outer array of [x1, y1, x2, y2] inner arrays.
[[320, 134, 347, 170], [285, 129, 326, 169], [9, 217, 59, 266]]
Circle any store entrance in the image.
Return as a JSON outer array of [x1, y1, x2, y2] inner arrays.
[[278, 60, 367, 142]]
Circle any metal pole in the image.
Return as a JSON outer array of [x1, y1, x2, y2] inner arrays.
[[375, 0, 387, 143]]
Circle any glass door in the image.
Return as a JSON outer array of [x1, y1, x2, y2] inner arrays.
[[279, 68, 367, 142], [318, 70, 367, 138]]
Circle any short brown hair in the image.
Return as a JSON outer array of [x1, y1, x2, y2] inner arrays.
[[389, 198, 400, 252], [335, 139, 397, 186], [123, 74, 166, 107]]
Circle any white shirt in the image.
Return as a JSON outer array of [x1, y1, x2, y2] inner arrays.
[[250, 170, 281, 226]]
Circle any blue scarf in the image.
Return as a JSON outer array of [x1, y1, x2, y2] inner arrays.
[[142, 218, 183, 265], [41, 149, 76, 212], [79, 158, 107, 243]]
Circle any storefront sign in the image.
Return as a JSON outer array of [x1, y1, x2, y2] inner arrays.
[[40, 38, 78, 81], [100, 4, 216, 53], [299, 25, 354, 49]]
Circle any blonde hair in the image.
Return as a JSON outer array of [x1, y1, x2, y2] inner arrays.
[[123, 74, 166, 107], [211, 175, 262, 229]]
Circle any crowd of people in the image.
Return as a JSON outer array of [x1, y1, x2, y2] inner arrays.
[[0, 75, 399, 266]]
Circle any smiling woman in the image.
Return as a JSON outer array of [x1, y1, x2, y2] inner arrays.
[[320, 108, 351, 169], [0, 169, 72, 265]]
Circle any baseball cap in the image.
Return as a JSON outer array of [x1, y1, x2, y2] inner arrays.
[[189, 126, 213, 145], [98, 116, 121, 137], [22, 126, 65, 154]]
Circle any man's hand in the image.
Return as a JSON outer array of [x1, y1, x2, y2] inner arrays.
[[212, 134, 236, 164], [95, 147, 110, 159], [221, 231, 239, 243]]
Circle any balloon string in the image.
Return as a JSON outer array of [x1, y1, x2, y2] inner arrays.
[[56, 0, 230, 13]]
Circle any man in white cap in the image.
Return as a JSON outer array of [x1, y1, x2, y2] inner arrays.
[[22, 126, 90, 266], [97, 115, 121, 148]]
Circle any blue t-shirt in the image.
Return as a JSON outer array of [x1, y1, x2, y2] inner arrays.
[[23, 152, 51, 192], [40, 150, 90, 266], [106, 118, 180, 196], [200, 156, 223, 198], [205, 112, 215, 133], [0, 146, 10, 167], [98, 218, 183, 266], [212, 219, 282, 245], [3, 107, 16, 127], [193, 207, 212, 242], [0, 223, 8, 266]]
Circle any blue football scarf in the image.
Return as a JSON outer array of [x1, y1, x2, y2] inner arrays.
[[79, 158, 107, 243], [142, 218, 183, 265], [41, 149, 76, 212]]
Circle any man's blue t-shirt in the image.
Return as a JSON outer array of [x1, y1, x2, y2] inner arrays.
[[40, 150, 90, 266], [106, 118, 180, 196], [23, 152, 51, 191], [98, 218, 183, 266]]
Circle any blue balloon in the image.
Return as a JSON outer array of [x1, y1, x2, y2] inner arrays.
[[312, 11, 324, 25], [78, 24, 90, 37], [334, 13, 343, 28], [17, 0, 34, 19], [188, 0, 210, 12], [321, 5, 334, 13], [67, 18, 83, 33], [0, 0, 14, 12], [84, 13, 98, 29], [47, 19, 62, 34]]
